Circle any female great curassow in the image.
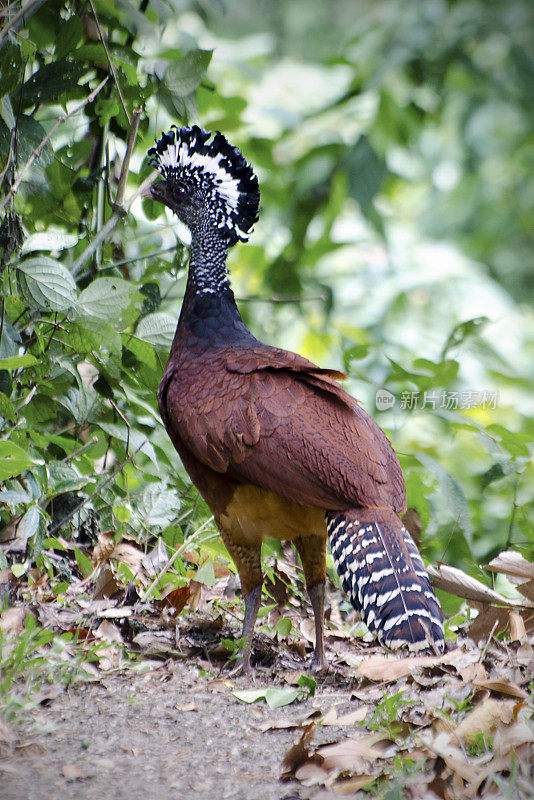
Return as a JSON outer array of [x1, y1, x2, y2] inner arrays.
[[146, 125, 444, 671]]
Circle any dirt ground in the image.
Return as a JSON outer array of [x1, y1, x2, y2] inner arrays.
[[0, 659, 355, 800]]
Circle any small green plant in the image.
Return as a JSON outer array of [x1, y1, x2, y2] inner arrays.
[[221, 635, 248, 663], [465, 731, 493, 757], [0, 614, 112, 724], [367, 689, 415, 736], [0, 615, 55, 722]]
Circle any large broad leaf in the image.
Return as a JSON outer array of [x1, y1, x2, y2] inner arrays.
[[67, 318, 122, 379], [18, 60, 87, 108], [0, 441, 34, 481], [0, 115, 54, 167], [97, 421, 158, 466], [0, 42, 24, 99], [165, 49, 212, 97], [21, 232, 79, 254], [77, 277, 137, 319], [136, 312, 177, 347], [0, 355, 39, 370], [17, 257, 77, 311], [344, 135, 387, 213], [130, 485, 182, 529]]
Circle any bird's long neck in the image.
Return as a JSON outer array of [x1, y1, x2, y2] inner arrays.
[[188, 221, 230, 295], [173, 223, 253, 353]]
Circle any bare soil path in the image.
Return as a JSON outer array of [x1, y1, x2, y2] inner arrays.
[[1, 660, 347, 800]]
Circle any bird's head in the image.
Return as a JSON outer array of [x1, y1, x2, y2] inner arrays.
[[147, 125, 260, 247]]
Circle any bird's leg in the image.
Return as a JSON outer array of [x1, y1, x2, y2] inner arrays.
[[240, 584, 262, 672], [307, 581, 327, 672], [219, 529, 262, 673], [294, 535, 328, 672]]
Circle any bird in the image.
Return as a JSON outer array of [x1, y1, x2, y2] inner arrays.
[[146, 125, 445, 671]]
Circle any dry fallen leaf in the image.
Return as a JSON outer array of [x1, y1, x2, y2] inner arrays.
[[485, 551, 534, 582], [175, 702, 197, 712], [509, 610, 527, 640], [321, 707, 368, 727], [473, 677, 527, 700], [93, 564, 121, 600], [318, 733, 393, 771], [94, 619, 123, 644], [356, 653, 445, 681], [331, 774, 375, 794], [91, 532, 115, 565], [455, 697, 516, 741], [281, 721, 318, 778], [467, 603, 510, 642], [0, 606, 28, 634], [493, 717, 534, 757]]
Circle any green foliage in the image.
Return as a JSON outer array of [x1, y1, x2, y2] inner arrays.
[[0, 0, 532, 631], [0, 615, 98, 722]]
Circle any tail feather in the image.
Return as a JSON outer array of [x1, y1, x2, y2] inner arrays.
[[327, 508, 444, 653]]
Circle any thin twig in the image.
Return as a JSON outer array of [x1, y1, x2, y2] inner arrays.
[[0, 76, 109, 213], [505, 481, 519, 550], [140, 516, 216, 603], [237, 293, 329, 304], [0, 0, 43, 46], [0, 128, 16, 190], [114, 107, 142, 208], [70, 170, 157, 277], [87, 0, 130, 125], [62, 436, 99, 462]]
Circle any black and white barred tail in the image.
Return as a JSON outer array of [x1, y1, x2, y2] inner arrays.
[[327, 508, 444, 653]]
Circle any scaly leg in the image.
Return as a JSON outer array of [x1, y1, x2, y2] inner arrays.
[[219, 529, 262, 672], [294, 534, 328, 671]]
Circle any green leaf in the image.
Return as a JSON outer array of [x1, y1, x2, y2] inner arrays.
[[21, 232, 79, 254], [344, 135, 386, 213], [67, 318, 122, 379], [17, 257, 77, 311], [96, 421, 158, 466], [19, 60, 87, 108], [232, 686, 304, 708], [47, 462, 86, 495], [343, 344, 369, 371], [274, 616, 292, 637], [0, 115, 54, 167], [0, 391, 17, 421], [441, 317, 489, 358], [165, 49, 213, 97], [0, 441, 34, 481], [131, 485, 182, 528], [74, 547, 93, 579], [195, 559, 215, 587], [487, 425, 530, 458], [113, 504, 131, 523], [55, 15, 83, 59], [0, 355, 39, 370], [297, 674, 317, 696], [264, 688, 302, 708], [77, 278, 137, 319], [0, 42, 24, 99], [136, 312, 177, 347]]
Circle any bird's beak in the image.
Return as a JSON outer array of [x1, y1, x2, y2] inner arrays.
[[141, 181, 156, 200]]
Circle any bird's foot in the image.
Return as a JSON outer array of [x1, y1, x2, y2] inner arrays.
[[309, 651, 328, 673]]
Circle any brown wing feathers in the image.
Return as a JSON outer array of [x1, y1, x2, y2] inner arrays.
[[161, 344, 405, 512]]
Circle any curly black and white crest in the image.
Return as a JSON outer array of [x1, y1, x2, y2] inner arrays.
[[148, 125, 260, 245]]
